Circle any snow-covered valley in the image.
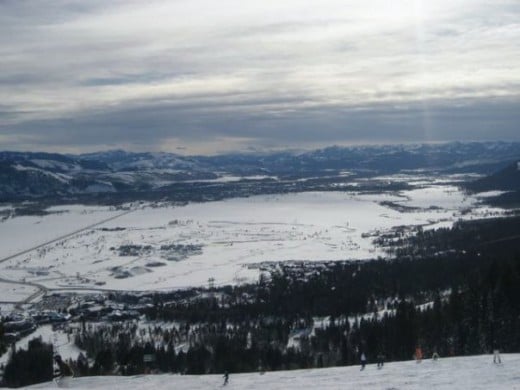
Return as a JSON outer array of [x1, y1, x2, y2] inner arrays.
[[0, 183, 504, 301]]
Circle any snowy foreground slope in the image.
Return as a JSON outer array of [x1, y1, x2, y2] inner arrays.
[[30, 354, 520, 389]]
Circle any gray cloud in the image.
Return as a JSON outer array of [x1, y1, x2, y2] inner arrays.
[[4, 96, 518, 154], [0, 0, 519, 154]]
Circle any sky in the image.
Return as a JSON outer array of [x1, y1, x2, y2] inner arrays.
[[0, 0, 519, 155]]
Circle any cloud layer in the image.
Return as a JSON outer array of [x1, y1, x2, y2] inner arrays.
[[1, 0, 519, 154]]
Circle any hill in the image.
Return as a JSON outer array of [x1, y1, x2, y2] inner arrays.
[[467, 160, 520, 207], [29, 354, 520, 389], [468, 161, 520, 192]]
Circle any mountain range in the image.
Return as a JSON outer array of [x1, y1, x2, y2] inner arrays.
[[1, 142, 519, 201]]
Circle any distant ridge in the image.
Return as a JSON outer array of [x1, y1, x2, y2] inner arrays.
[[2, 142, 520, 202]]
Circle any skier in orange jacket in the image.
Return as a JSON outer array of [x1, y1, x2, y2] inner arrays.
[[414, 346, 423, 363]]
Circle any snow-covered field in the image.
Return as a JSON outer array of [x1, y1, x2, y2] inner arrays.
[[0, 205, 122, 260], [0, 282, 39, 302], [0, 186, 503, 297], [29, 354, 520, 389]]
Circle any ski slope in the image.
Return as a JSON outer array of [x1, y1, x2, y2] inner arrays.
[[29, 354, 520, 389]]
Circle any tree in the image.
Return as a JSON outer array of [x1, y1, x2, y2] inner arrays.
[[3, 337, 53, 387]]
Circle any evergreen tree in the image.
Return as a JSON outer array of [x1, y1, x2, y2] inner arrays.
[[3, 338, 53, 388]]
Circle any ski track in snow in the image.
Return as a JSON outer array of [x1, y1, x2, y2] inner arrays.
[[29, 354, 520, 389]]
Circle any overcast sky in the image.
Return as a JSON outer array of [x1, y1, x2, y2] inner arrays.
[[1, 0, 519, 154]]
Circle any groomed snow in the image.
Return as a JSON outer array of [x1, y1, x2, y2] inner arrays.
[[29, 354, 520, 389]]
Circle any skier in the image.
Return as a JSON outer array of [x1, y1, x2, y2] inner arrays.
[[223, 371, 229, 386], [54, 355, 74, 377], [376, 352, 385, 369], [493, 349, 502, 364], [414, 346, 423, 363], [360, 352, 367, 370], [53, 354, 74, 387], [432, 351, 440, 361]]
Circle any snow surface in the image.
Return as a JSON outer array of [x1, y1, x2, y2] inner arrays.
[[0, 187, 504, 294], [12, 164, 71, 183], [0, 282, 39, 302], [0, 205, 120, 260], [0, 303, 16, 313], [28, 354, 520, 389], [475, 190, 509, 198], [30, 159, 79, 172]]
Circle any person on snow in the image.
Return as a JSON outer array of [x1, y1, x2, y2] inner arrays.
[[223, 371, 229, 386], [54, 355, 74, 379], [377, 352, 385, 368], [360, 352, 367, 370], [414, 346, 423, 363], [432, 351, 440, 361], [493, 349, 502, 364]]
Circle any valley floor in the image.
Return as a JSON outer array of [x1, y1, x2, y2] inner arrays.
[[0, 185, 503, 299], [30, 353, 520, 389]]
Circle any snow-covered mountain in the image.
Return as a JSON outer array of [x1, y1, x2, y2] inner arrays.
[[29, 353, 520, 389], [0, 151, 214, 200], [1, 142, 520, 201], [78, 150, 201, 171]]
